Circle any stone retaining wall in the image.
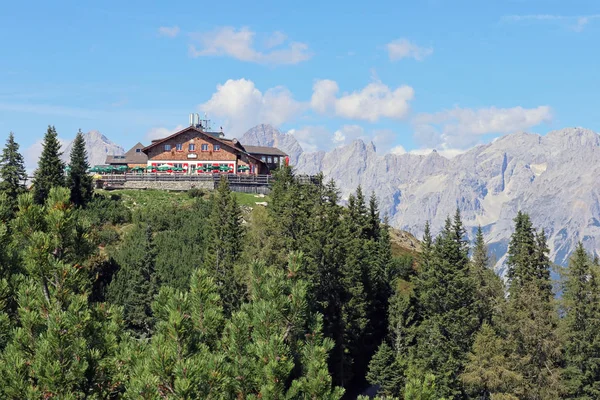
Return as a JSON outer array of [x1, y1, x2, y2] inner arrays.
[[103, 180, 214, 191]]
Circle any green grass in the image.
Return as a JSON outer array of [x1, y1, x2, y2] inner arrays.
[[96, 189, 197, 210], [96, 189, 270, 210], [233, 192, 271, 207]]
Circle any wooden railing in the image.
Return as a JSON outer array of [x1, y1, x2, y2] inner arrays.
[[98, 173, 319, 186]]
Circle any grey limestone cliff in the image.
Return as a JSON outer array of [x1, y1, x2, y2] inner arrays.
[[241, 124, 600, 272]]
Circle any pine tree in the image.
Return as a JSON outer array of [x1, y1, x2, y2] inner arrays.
[[0, 187, 125, 398], [461, 323, 522, 399], [204, 176, 244, 315], [125, 267, 225, 398], [32, 125, 65, 205], [108, 223, 158, 336], [403, 366, 439, 400], [561, 242, 600, 398], [219, 253, 344, 399], [0, 132, 27, 211], [471, 225, 505, 325], [67, 129, 93, 207], [412, 210, 479, 398]]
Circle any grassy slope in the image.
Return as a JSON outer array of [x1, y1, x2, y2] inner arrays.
[[97, 189, 270, 210]]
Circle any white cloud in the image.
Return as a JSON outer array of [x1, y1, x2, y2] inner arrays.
[[413, 105, 552, 149], [288, 126, 332, 153], [386, 38, 433, 61], [158, 26, 180, 38], [188, 27, 312, 65], [502, 14, 600, 32], [332, 125, 366, 145], [200, 79, 304, 136], [390, 145, 407, 155], [311, 79, 414, 122], [145, 125, 184, 141], [264, 31, 287, 48], [289, 125, 403, 154]]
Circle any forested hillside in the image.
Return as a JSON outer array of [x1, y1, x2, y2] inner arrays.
[[2, 131, 600, 399]]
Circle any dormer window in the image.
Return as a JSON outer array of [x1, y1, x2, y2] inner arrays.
[[164, 144, 171, 151]]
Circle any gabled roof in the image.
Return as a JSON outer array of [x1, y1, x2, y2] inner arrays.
[[242, 145, 287, 157], [142, 126, 267, 165], [106, 142, 147, 165]]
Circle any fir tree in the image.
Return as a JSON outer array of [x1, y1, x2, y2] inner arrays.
[[204, 176, 244, 315], [32, 125, 65, 205], [67, 129, 93, 207], [0, 132, 27, 210], [561, 242, 600, 398]]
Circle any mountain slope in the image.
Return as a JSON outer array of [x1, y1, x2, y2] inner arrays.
[[241, 124, 600, 272], [61, 130, 124, 167]]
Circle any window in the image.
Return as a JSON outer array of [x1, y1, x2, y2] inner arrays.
[[261, 156, 266, 162], [189, 143, 196, 151], [174, 163, 183, 169], [267, 156, 273, 164], [176, 143, 182, 151], [136, 148, 141, 153], [201, 144, 209, 151], [273, 156, 279, 164], [164, 144, 171, 151], [214, 144, 221, 151]]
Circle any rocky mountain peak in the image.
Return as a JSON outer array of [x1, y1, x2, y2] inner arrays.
[[288, 126, 600, 273], [61, 130, 124, 167], [240, 124, 304, 166]]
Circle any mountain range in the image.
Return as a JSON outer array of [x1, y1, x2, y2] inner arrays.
[[63, 125, 600, 273], [241, 124, 600, 273]]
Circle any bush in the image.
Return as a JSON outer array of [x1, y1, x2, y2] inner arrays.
[[187, 187, 206, 198]]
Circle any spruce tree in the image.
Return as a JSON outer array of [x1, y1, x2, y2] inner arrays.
[[506, 211, 537, 295], [503, 212, 562, 399], [107, 223, 158, 336], [561, 242, 600, 398], [0, 132, 27, 210], [471, 225, 505, 325], [67, 129, 93, 207], [412, 209, 479, 398], [204, 176, 244, 315], [32, 125, 65, 205]]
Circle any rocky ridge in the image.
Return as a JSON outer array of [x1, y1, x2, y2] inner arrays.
[[241, 124, 600, 272]]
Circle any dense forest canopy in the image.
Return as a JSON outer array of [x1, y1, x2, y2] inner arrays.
[[1, 131, 600, 399]]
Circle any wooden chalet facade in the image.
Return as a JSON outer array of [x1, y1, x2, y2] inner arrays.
[[142, 126, 287, 175]]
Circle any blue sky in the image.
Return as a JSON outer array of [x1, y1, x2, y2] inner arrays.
[[1, 0, 599, 165]]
